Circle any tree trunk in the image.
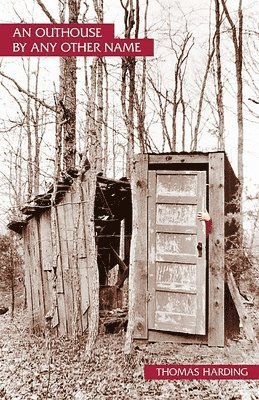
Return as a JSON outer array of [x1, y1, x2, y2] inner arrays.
[[26, 59, 33, 199], [10, 247, 15, 319], [62, 0, 79, 172], [33, 58, 41, 196], [215, 0, 225, 150], [120, 0, 137, 178], [192, 40, 215, 151], [221, 0, 244, 234]]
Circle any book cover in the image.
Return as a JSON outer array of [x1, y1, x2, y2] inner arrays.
[[0, 1, 258, 399]]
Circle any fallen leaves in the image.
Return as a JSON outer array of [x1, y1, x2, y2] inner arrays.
[[0, 311, 259, 399]]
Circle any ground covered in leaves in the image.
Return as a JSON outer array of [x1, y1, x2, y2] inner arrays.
[[1, 262, 259, 400], [0, 309, 258, 400]]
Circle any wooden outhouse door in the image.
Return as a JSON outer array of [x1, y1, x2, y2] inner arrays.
[[148, 170, 207, 335]]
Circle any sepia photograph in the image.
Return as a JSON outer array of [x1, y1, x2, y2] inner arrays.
[[0, 0, 258, 399]]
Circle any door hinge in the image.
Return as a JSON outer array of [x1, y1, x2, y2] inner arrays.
[[146, 290, 151, 302]]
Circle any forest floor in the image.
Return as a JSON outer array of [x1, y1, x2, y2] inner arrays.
[[0, 265, 259, 400]]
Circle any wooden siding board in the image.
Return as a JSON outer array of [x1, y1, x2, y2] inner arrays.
[[208, 153, 225, 346], [78, 185, 89, 332], [147, 171, 157, 331], [133, 154, 149, 339], [53, 206, 67, 335], [70, 185, 83, 334], [23, 226, 34, 330], [32, 217, 45, 332], [28, 220, 39, 326], [81, 178, 92, 334], [57, 198, 73, 335], [36, 217, 47, 319], [38, 211, 52, 317], [39, 211, 53, 272]]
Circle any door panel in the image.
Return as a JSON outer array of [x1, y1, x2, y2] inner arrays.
[[156, 262, 197, 292], [148, 170, 206, 335]]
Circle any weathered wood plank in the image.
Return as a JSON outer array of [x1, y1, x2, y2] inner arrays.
[[156, 195, 198, 205], [148, 154, 209, 165], [32, 217, 45, 332], [54, 205, 67, 336], [208, 153, 225, 346], [75, 184, 89, 332], [133, 154, 149, 339], [148, 330, 207, 344], [28, 220, 39, 331], [147, 170, 157, 331], [156, 254, 197, 265], [38, 211, 52, 318], [80, 180, 92, 332], [38, 211, 52, 272], [70, 183, 84, 335], [156, 225, 197, 234], [23, 225, 34, 330], [57, 197, 73, 335]]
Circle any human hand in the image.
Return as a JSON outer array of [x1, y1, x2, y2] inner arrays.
[[197, 211, 211, 221]]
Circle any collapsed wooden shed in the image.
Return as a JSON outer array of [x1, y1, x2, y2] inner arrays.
[[8, 172, 131, 336], [132, 152, 240, 347]]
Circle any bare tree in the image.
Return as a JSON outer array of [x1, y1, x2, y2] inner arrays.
[[192, 36, 215, 151], [169, 29, 194, 151], [221, 0, 244, 186]]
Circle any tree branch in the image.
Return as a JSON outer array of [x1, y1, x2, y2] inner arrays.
[[35, 0, 57, 23], [0, 71, 56, 112]]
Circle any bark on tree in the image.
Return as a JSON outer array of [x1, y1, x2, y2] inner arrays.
[[103, 62, 109, 175], [120, 0, 138, 177], [215, 0, 225, 150], [62, 0, 79, 172], [96, 58, 104, 172], [33, 58, 41, 196], [221, 0, 244, 234], [221, 0, 243, 186], [134, 0, 149, 153], [25, 59, 33, 200]]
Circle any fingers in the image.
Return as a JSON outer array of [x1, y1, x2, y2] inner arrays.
[[197, 212, 204, 221], [197, 211, 211, 221]]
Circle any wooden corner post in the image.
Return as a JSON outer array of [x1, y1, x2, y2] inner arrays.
[[132, 154, 148, 339], [208, 153, 225, 346]]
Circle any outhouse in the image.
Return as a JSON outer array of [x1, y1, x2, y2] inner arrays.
[[132, 152, 240, 347]]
